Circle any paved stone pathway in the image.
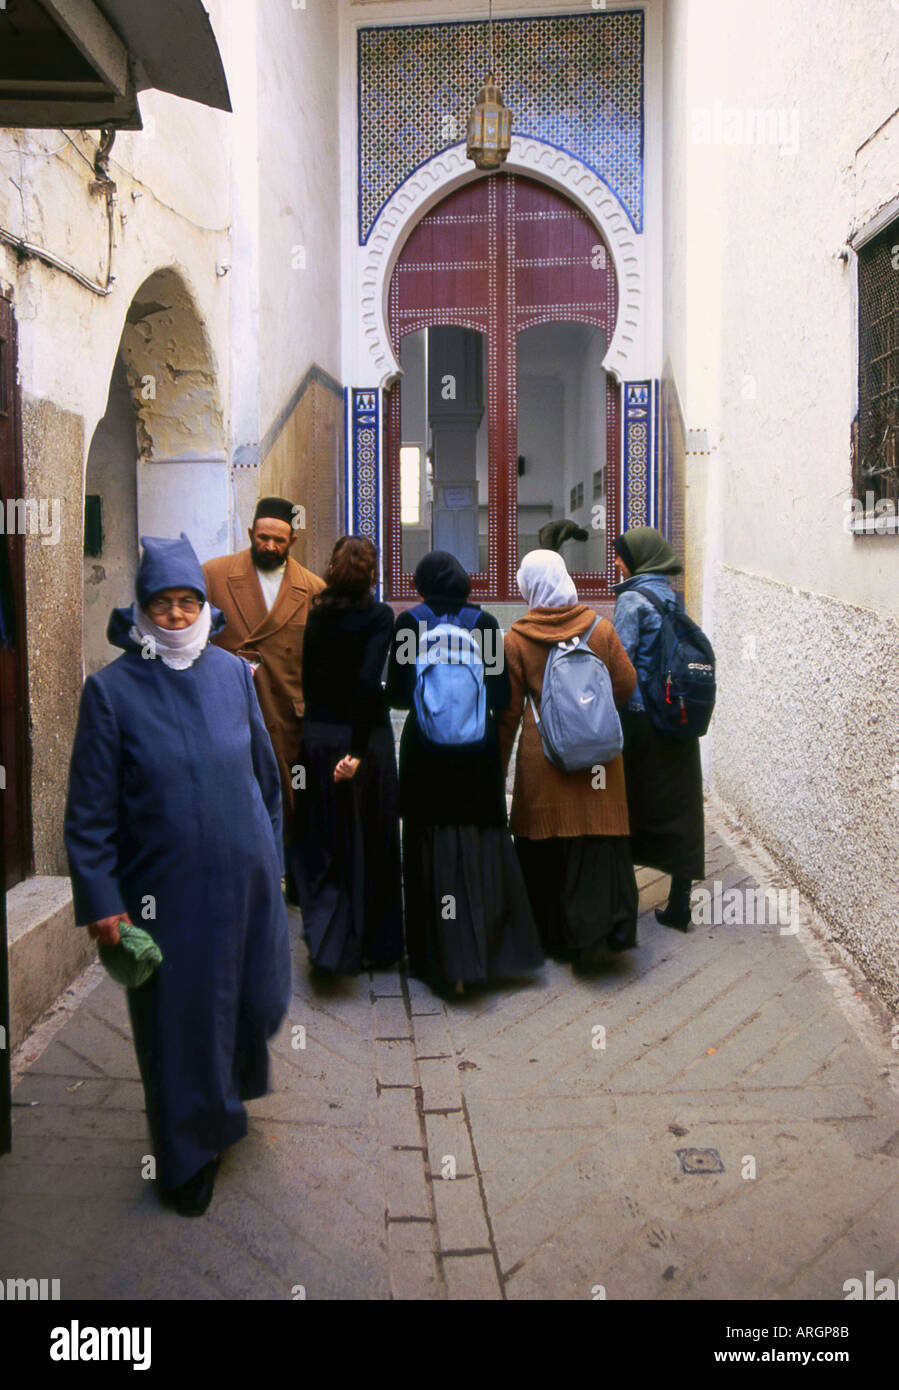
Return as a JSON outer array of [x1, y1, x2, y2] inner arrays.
[[2, 805, 898, 1300]]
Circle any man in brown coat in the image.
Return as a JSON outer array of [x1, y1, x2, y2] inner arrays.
[[203, 497, 325, 843]]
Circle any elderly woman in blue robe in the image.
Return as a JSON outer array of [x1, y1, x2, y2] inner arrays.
[[64, 534, 291, 1217]]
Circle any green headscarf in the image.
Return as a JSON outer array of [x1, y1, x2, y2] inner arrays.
[[615, 526, 683, 576]]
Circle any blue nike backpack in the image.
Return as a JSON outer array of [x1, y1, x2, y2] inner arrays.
[[528, 617, 623, 771]]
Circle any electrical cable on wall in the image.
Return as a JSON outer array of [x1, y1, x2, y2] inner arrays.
[[0, 129, 117, 297]]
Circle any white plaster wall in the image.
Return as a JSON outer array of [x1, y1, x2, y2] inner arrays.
[[663, 0, 899, 1003], [254, 0, 343, 435], [0, 127, 232, 478], [691, 0, 899, 610], [0, 0, 237, 451]]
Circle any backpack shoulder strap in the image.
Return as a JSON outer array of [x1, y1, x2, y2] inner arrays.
[[455, 606, 481, 632], [411, 602, 436, 627], [634, 587, 670, 617], [580, 615, 601, 646]]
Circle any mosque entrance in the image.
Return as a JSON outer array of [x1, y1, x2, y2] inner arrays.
[[384, 174, 620, 603]]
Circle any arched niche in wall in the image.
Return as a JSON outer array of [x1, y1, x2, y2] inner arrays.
[[83, 266, 227, 673]]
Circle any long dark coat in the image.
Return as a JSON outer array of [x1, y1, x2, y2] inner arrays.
[[64, 607, 291, 1190], [290, 599, 403, 973]]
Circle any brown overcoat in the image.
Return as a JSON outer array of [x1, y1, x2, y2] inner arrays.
[[203, 548, 325, 833], [498, 605, 637, 840]]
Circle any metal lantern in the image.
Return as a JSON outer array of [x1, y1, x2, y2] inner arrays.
[[466, 75, 512, 170]]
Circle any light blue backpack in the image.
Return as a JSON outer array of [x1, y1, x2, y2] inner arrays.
[[528, 617, 623, 771], [411, 603, 487, 746]]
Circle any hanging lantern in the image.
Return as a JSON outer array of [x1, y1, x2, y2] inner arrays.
[[466, 75, 512, 170], [466, 2, 512, 171]]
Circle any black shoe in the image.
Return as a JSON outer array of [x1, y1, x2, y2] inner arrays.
[[655, 876, 693, 932], [655, 904, 691, 932], [163, 1156, 220, 1217]]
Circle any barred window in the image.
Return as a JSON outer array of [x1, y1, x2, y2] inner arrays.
[[856, 222, 899, 508]]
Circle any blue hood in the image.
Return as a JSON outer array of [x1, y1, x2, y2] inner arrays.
[[107, 602, 226, 653], [136, 533, 207, 608]]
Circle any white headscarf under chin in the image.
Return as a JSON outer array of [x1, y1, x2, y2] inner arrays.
[[517, 550, 578, 609], [130, 602, 213, 670]]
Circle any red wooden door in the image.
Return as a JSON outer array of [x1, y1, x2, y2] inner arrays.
[[385, 173, 619, 602], [0, 294, 31, 890]]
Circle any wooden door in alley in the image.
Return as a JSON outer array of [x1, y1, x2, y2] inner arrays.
[[384, 173, 620, 602]]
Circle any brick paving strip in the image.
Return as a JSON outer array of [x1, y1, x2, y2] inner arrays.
[[1, 798, 898, 1300]]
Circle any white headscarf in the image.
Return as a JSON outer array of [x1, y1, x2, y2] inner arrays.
[[130, 602, 213, 670], [517, 550, 578, 609]]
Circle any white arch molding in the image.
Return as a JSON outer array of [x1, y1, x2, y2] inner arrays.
[[358, 137, 645, 390]]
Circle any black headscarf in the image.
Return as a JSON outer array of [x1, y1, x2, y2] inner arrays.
[[413, 550, 472, 607]]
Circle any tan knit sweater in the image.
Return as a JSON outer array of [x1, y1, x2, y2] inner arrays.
[[498, 605, 637, 840]]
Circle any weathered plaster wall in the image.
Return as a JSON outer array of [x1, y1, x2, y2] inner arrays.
[[714, 566, 899, 1010], [20, 397, 84, 878], [0, 10, 239, 877]]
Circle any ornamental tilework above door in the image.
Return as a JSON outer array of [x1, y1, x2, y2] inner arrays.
[[357, 9, 645, 244]]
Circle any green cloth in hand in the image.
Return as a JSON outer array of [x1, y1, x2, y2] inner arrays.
[[98, 921, 163, 989]]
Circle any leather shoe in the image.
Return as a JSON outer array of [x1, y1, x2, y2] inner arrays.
[[163, 1156, 220, 1217]]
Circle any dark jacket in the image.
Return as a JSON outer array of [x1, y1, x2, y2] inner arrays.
[[386, 600, 511, 827], [301, 599, 394, 758]]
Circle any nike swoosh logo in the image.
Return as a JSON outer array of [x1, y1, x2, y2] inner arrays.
[[579, 695, 596, 704]]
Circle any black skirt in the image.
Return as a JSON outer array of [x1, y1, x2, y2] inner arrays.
[[620, 708, 705, 880], [402, 821, 544, 991], [289, 721, 404, 974], [515, 835, 639, 960]]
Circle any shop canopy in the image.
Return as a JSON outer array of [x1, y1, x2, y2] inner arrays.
[[0, 0, 231, 129]]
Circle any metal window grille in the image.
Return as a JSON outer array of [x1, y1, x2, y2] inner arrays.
[[857, 223, 899, 504]]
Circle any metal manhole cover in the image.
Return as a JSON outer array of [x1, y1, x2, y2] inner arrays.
[[676, 1147, 724, 1174]]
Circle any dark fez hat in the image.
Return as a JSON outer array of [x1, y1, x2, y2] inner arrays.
[[253, 496, 297, 528]]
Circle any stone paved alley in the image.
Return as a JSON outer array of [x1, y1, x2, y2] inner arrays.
[[1, 802, 898, 1301]]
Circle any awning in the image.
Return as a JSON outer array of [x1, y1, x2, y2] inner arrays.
[[0, 0, 231, 130]]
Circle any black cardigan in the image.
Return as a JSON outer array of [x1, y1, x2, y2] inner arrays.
[[301, 600, 394, 758], [385, 602, 511, 828]]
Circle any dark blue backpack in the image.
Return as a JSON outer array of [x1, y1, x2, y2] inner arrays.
[[637, 589, 716, 742]]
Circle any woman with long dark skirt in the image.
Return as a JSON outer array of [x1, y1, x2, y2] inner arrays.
[[290, 536, 403, 974], [611, 526, 706, 931], [386, 550, 543, 997], [498, 550, 639, 965]]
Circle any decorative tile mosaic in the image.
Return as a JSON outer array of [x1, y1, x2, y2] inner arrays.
[[352, 389, 381, 569], [358, 10, 644, 244], [624, 381, 653, 529]]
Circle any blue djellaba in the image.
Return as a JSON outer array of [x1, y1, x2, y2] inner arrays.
[[64, 533, 291, 1214]]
